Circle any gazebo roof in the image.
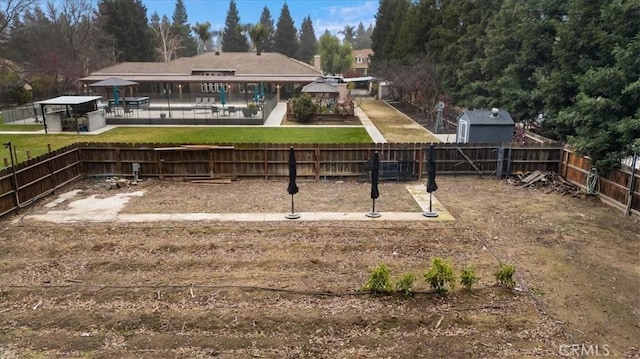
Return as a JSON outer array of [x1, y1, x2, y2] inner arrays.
[[301, 78, 339, 93], [88, 77, 138, 87]]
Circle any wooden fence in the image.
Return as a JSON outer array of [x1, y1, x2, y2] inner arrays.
[[561, 148, 639, 216], [0, 141, 637, 218]]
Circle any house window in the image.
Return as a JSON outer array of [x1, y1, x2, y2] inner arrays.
[[356, 56, 363, 64], [201, 82, 223, 93]]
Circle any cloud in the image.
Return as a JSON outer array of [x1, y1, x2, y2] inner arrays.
[[315, 1, 376, 37]]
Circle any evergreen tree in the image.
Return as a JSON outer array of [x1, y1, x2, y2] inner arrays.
[[259, 6, 275, 52], [171, 0, 196, 57], [273, 3, 297, 58], [370, 0, 410, 66], [353, 22, 372, 50], [97, 0, 154, 62], [221, 0, 248, 52], [296, 16, 317, 63]]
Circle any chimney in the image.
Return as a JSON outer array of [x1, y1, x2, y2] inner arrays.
[[313, 55, 321, 73]]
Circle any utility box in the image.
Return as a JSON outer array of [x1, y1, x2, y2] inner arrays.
[[457, 108, 515, 143]]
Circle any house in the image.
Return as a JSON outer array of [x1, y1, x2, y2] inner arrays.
[[456, 108, 515, 143], [352, 49, 373, 76], [80, 52, 323, 102]]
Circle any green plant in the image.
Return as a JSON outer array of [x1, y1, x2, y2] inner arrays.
[[9, 86, 32, 105], [360, 264, 393, 294], [395, 273, 417, 296], [460, 265, 479, 290], [494, 263, 516, 288], [424, 257, 456, 293], [291, 93, 317, 123]]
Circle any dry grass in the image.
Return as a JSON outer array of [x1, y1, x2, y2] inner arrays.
[[358, 100, 441, 143]]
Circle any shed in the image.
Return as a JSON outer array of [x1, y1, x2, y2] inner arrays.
[[456, 108, 515, 143]]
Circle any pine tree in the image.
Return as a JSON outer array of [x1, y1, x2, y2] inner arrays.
[[296, 16, 316, 63], [370, 0, 410, 65], [273, 3, 297, 58], [98, 0, 154, 62], [353, 22, 372, 50], [171, 0, 196, 57], [259, 6, 275, 53], [221, 0, 248, 52]]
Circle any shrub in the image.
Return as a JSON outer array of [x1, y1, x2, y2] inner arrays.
[[494, 263, 516, 288], [291, 93, 316, 123], [360, 264, 393, 294], [395, 273, 417, 296], [460, 265, 479, 290], [424, 257, 456, 293]]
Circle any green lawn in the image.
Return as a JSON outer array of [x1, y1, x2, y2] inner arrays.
[[0, 127, 371, 163], [0, 113, 44, 132]]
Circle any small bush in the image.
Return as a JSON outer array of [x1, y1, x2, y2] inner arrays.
[[360, 264, 393, 294], [424, 257, 456, 293], [395, 273, 417, 296], [291, 93, 317, 123], [460, 265, 479, 290], [494, 263, 516, 288]]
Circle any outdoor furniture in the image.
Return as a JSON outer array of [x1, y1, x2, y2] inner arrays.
[[227, 106, 237, 117], [241, 107, 251, 117], [123, 106, 133, 116], [211, 106, 220, 117]]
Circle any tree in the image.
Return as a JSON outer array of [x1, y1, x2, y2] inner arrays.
[[296, 16, 316, 63], [97, 0, 154, 62], [247, 23, 267, 55], [317, 30, 352, 75], [370, 0, 410, 65], [192, 21, 211, 53], [273, 3, 297, 58], [353, 22, 372, 50], [221, 0, 248, 52], [259, 6, 275, 53], [339, 25, 355, 46], [171, 0, 196, 57], [0, 0, 37, 41], [152, 14, 181, 62]]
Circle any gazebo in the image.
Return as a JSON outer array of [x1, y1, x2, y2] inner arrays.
[[301, 77, 339, 103], [88, 78, 148, 108]]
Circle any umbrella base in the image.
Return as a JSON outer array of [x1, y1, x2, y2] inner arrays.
[[366, 211, 382, 218], [285, 213, 301, 219], [423, 211, 439, 218]]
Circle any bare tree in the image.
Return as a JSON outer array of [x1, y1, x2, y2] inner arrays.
[[0, 0, 37, 39], [152, 15, 182, 62]]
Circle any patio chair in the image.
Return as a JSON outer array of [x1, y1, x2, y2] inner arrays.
[[227, 106, 237, 117], [193, 97, 203, 110], [211, 106, 220, 117], [123, 106, 133, 116]]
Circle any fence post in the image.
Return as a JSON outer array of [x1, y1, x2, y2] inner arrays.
[[3, 158, 7, 167], [625, 152, 638, 216], [26, 151, 31, 160], [47, 144, 52, 153], [496, 146, 504, 178]]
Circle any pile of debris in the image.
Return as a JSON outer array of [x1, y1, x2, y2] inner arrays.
[[507, 170, 584, 196]]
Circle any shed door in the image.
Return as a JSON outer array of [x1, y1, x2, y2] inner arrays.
[[458, 119, 469, 143]]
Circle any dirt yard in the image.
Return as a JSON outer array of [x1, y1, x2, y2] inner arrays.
[[0, 177, 638, 358]]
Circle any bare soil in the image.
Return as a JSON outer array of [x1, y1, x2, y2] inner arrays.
[[357, 100, 441, 142], [0, 178, 638, 358]]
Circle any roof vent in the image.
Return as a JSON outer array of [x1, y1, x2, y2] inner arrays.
[[490, 108, 500, 117]]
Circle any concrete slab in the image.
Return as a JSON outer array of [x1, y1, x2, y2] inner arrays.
[[21, 182, 455, 223]]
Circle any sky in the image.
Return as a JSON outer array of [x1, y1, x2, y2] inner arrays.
[[141, 0, 378, 38]]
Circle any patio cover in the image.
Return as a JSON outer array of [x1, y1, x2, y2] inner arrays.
[[301, 78, 339, 94], [88, 78, 138, 87], [37, 96, 103, 134]]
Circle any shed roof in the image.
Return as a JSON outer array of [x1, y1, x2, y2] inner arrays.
[[37, 96, 102, 105], [459, 109, 514, 125]]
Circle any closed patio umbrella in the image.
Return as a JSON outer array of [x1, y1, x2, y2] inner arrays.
[[253, 84, 259, 103], [285, 147, 301, 219], [424, 144, 439, 217], [220, 85, 226, 107], [366, 151, 381, 218], [260, 82, 265, 98], [112, 85, 120, 105]]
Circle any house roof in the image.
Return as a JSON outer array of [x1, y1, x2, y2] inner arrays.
[[83, 52, 322, 83], [459, 109, 514, 125]]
